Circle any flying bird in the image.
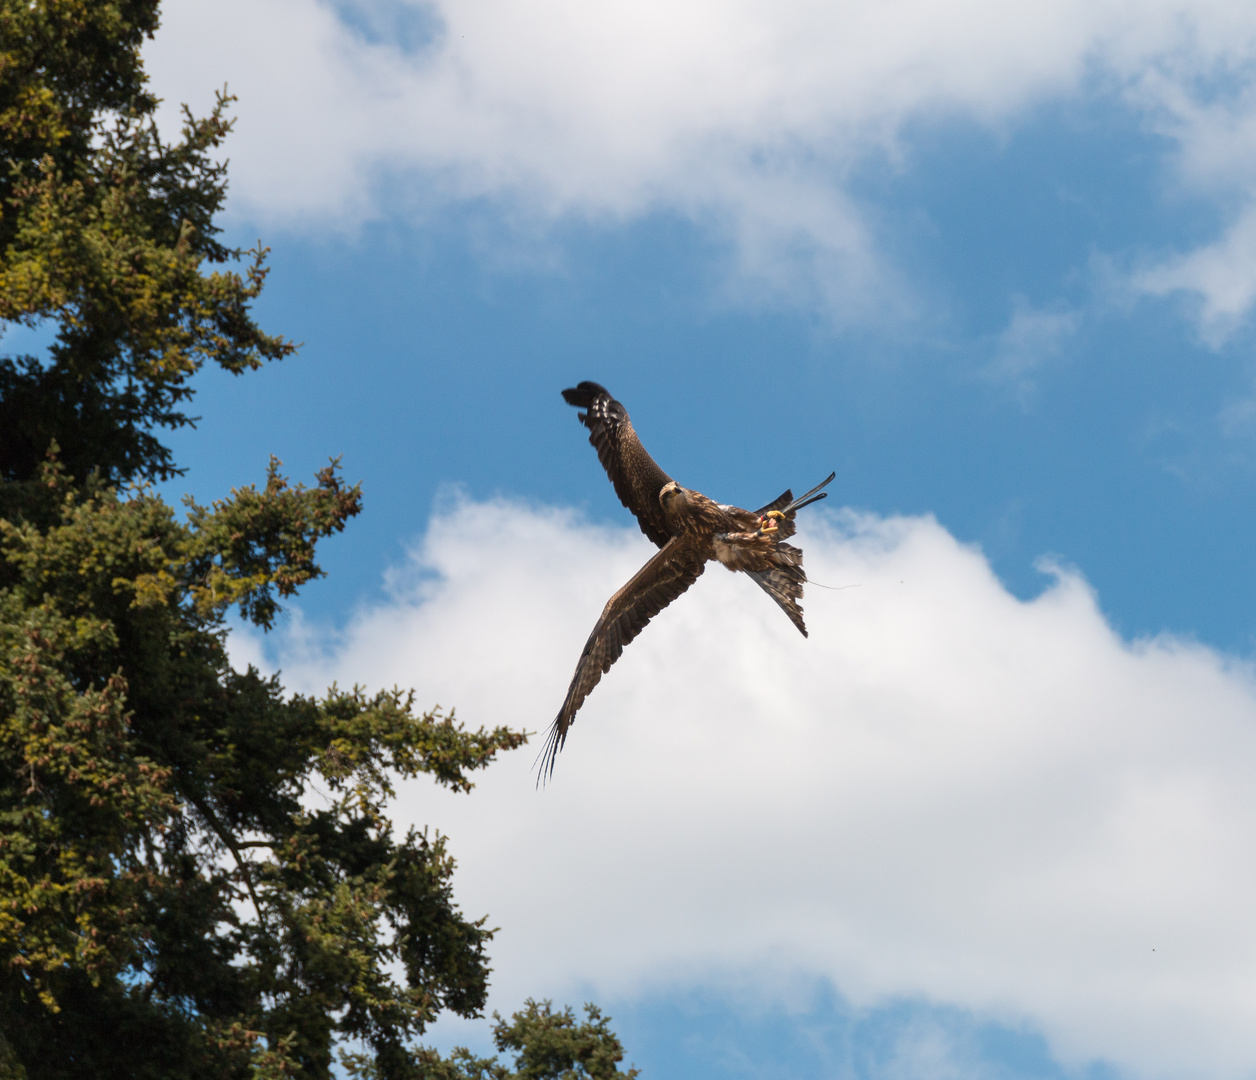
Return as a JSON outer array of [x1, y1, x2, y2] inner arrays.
[[540, 381, 833, 780]]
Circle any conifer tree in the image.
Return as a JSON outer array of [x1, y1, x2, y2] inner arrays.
[[0, 3, 636, 1076]]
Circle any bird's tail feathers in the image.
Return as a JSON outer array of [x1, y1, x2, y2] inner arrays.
[[755, 489, 793, 515], [780, 471, 835, 515], [748, 543, 808, 636], [755, 472, 835, 518]]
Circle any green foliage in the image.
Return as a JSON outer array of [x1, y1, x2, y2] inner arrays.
[[0, 449, 526, 1077], [0, 3, 638, 1077], [490, 1001, 640, 1080], [344, 1001, 639, 1080], [0, 0, 294, 486]]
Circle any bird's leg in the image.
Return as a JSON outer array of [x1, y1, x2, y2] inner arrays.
[[758, 510, 786, 533]]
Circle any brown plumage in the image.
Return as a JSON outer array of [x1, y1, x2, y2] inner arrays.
[[561, 381, 675, 547], [541, 381, 834, 781]]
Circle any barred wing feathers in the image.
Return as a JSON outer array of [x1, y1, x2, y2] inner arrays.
[[562, 381, 674, 548], [539, 536, 706, 781]]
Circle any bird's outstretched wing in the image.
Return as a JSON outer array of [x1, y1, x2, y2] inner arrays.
[[539, 536, 706, 781], [562, 382, 674, 548]]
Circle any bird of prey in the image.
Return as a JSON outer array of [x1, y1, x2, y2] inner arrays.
[[540, 381, 833, 779]]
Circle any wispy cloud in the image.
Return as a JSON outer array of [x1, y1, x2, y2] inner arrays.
[[1134, 204, 1256, 345], [238, 494, 1256, 1080], [986, 296, 1080, 397], [148, 0, 1256, 325]]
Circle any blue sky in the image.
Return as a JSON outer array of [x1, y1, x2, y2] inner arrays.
[[58, 0, 1256, 1075], [164, 98, 1256, 653]]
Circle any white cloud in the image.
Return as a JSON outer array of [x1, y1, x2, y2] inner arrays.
[[146, 0, 1256, 323], [245, 494, 1256, 1080]]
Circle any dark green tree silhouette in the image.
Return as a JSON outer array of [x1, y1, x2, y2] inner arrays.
[[0, 3, 636, 1077]]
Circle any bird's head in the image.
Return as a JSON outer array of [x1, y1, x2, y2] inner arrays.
[[659, 481, 686, 509]]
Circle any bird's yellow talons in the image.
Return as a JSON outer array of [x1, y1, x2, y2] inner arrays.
[[758, 510, 785, 533]]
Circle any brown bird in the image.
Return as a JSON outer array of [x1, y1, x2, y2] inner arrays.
[[540, 381, 833, 780]]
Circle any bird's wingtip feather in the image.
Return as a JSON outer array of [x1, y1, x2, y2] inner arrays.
[[533, 718, 568, 788], [561, 381, 610, 408]]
